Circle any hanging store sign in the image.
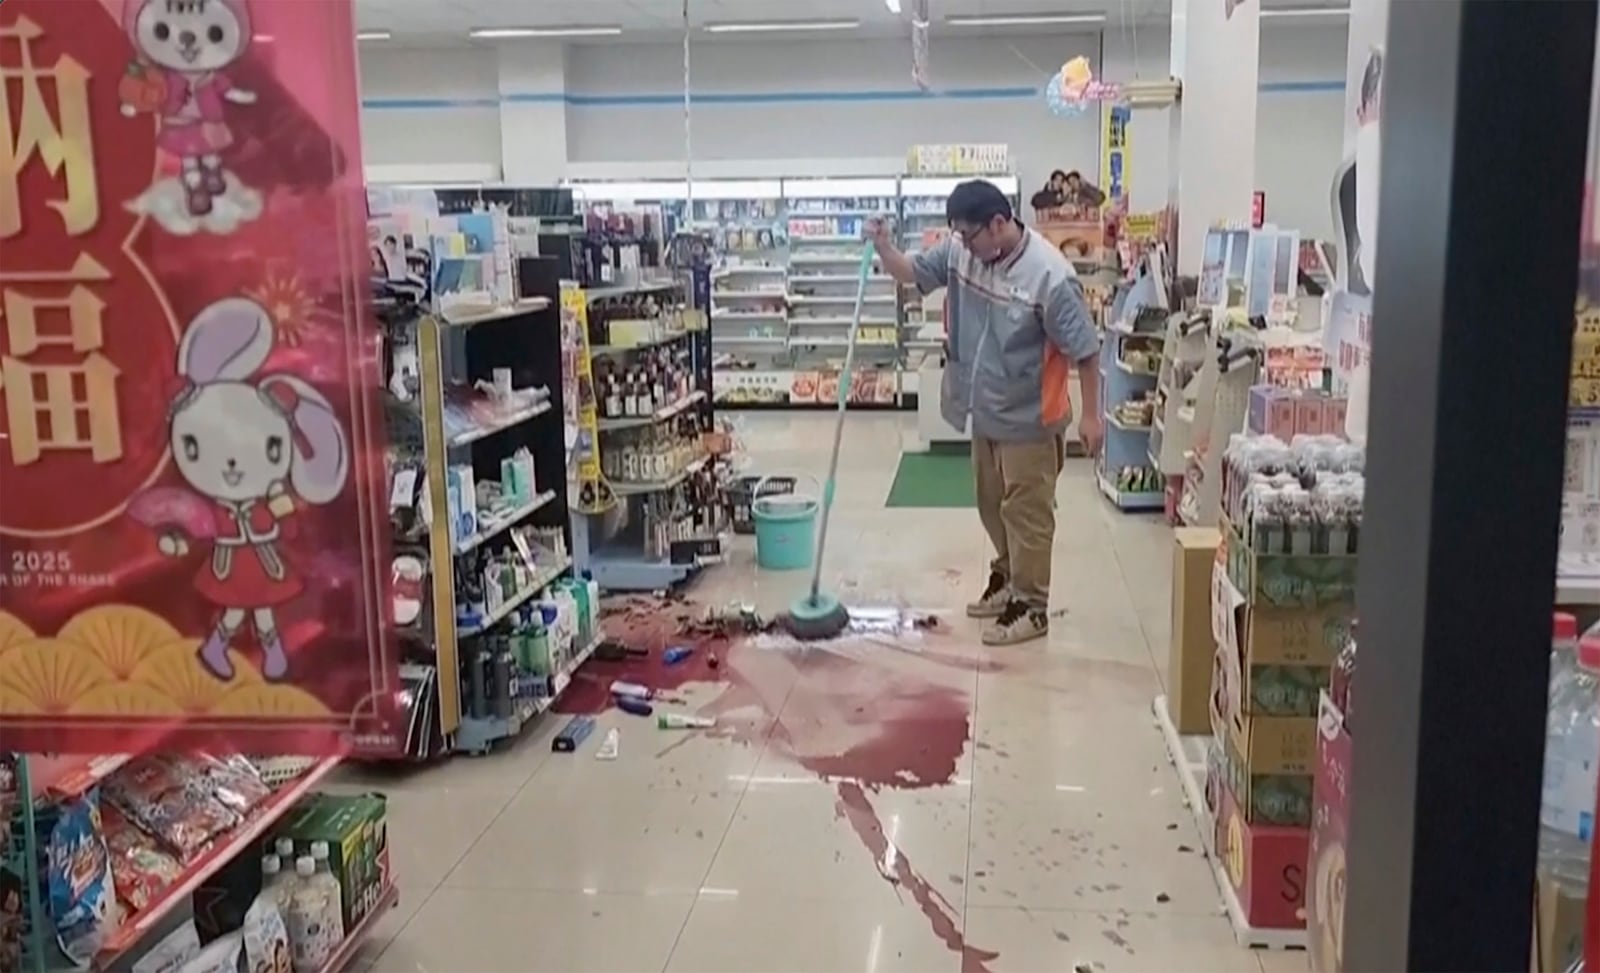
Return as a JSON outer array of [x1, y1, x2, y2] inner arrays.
[[0, 0, 399, 753], [1046, 57, 1123, 118], [1099, 104, 1131, 202]]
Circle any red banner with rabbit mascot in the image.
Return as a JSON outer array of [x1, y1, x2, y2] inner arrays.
[[0, 0, 398, 753]]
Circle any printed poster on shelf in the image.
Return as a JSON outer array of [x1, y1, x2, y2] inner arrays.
[[1326, 0, 1387, 442], [0, 0, 399, 753], [713, 370, 793, 406]]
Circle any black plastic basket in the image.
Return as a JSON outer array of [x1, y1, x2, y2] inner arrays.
[[730, 475, 796, 534]]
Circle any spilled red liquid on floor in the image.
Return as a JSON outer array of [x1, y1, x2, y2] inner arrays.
[[558, 596, 1000, 971], [836, 781, 1000, 973]]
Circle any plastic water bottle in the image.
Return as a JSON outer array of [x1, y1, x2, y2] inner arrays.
[[1552, 612, 1580, 695], [1538, 631, 1600, 893]]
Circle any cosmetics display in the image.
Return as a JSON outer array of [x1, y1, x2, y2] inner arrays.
[[372, 190, 585, 754], [457, 559, 600, 734]]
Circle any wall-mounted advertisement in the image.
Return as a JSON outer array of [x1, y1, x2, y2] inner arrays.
[[0, 0, 399, 753]]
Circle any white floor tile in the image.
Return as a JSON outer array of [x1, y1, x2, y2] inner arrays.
[[368, 887, 694, 972]]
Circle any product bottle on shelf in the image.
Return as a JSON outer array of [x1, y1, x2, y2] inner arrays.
[[287, 855, 341, 973], [1553, 612, 1580, 694], [1538, 631, 1600, 893], [261, 853, 294, 912]]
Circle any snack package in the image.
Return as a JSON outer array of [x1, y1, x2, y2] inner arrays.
[[130, 921, 200, 973], [242, 888, 292, 973], [177, 931, 241, 973], [158, 755, 269, 817], [100, 805, 182, 912], [105, 760, 239, 862], [47, 790, 121, 967]]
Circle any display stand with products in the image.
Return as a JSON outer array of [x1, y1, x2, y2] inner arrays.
[[1158, 431, 1364, 951], [568, 165, 1038, 412], [781, 178, 907, 410], [1176, 331, 1263, 526], [568, 254, 731, 592], [1096, 249, 1170, 511], [1150, 309, 1212, 484], [1556, 305, 1600, 606], [1, 752, 396, 973], [381, 228, 597, 755]]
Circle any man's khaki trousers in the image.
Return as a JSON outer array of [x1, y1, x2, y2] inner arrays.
[[972, 434, 1064, 609]]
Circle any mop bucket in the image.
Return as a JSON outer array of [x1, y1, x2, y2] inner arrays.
[[752, 474, 821, 571]]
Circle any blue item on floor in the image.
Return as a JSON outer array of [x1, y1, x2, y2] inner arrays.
[[752, 474, 820, 571]]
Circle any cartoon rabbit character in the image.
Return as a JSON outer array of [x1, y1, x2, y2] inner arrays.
[[156, 298, 348, 682], [120, 0, 257, 218]]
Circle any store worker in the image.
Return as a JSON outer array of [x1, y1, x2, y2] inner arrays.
[[867, 180, 1103, 645]]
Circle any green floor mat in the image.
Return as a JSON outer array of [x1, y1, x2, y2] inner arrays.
[[885, 446, 976, 508]]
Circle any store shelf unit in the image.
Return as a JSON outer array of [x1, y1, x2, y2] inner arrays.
[[1098, 325, 1164, 512], [566, 175, 1024, 413], [4, 754, 400, 973], [1096, 249, 1171, 512], [399, 257, 581, 750], [1150, 309, 1213, 479], [567, 265, 728, 592]]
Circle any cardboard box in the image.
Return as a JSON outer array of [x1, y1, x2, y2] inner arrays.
[[1532, 877, 1586, 973], [1210, 687, 1316, 826], [276, 792, 390, 931], [1213, 534, 1353, 718], [1224, 517, 1359, 609], [1212, 766, 1310, 931], [1308, 691, 1351, 973], [1168, 527, 1222, 735]]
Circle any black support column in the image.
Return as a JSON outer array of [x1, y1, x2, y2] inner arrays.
[[1345, 2, 1596, 969]]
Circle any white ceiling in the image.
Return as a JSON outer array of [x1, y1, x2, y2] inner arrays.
[[354, 0, 1185, 43]]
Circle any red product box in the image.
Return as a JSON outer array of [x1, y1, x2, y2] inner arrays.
[[1213, 767, 1311, 931], [1296, 396, 1328, 438], [1307, 691, 1352, 972]]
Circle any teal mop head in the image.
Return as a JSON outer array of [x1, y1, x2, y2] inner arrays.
[[779, 591, 850, 641]]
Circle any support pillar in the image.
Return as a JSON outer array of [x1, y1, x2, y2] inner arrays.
[[497, 44, 568, 185], [1167, 0, 1258, 275], [1344, 1, 1596, 968]]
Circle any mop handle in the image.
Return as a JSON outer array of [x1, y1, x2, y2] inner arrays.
[[808, 245, 875, 602]]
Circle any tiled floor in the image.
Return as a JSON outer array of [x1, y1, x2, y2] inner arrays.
[[335, 413, 1301, 973]]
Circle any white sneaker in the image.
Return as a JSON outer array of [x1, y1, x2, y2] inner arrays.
[[966, 572, 1010, 618], [982, 600, 1049, 645]]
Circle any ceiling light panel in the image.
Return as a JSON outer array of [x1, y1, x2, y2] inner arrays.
[[1259, 5, 1350, 16], [468, 25, 624, 38], [703, 19, 860, 33], [945, 13, 1107, 26]]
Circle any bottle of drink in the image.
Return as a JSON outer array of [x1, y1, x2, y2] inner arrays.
[[1553, 612, 1580, 694], [261, 853, 294, 912], [1538, 632, 1600, 893]]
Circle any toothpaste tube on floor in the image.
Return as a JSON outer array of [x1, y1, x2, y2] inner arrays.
[[609, 680, 653, 700], [657, 713, 716, 730]]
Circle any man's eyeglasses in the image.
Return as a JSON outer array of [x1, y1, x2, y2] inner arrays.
[[951, 222, 993, 251]]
